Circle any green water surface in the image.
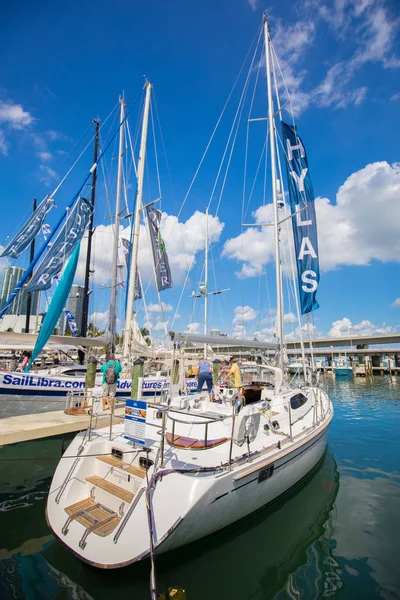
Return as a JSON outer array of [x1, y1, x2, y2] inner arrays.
[[0, 376, 399, 599]]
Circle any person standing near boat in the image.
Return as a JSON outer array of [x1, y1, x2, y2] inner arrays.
[[224, 357, 243, 390], [195, 357, 213, 396], [100, 353, 122, 410]]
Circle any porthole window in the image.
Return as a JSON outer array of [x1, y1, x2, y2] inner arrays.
[[290, 393, 308, 410]]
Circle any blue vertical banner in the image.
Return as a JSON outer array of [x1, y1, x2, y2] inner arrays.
[[26, 197, 92, 293], [145, 207, 173, 292], [65, 310, 79, 336], [0, 196, 54, 259], [281, 122, 320, 314]]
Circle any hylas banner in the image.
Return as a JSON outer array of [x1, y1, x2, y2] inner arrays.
[[281, 121, 320, 314], [145, 207, 172, 292]]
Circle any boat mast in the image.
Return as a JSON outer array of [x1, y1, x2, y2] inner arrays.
[[109, 97, 125, 347], [123, 81, 152, 360], [204, 206, 209, 357], [80, 119, 100, 340], [25, 197, 37, 334], [263, 17, 285, 372]]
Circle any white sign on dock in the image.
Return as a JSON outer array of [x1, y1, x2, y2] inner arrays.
[[124, 399, 147, 445]]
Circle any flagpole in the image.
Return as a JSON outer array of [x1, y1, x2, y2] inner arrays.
[[123, 81, 152, 360], [109, 97, 125, 348], [264, 16, 285, 373]]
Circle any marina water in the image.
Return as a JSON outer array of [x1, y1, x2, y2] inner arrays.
[[0, 376, 399, 599]]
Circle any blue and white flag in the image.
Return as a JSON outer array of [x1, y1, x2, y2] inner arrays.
[[121, 236, 141, 300], [26, 197, 92, 293], [146, 207, 172, 292], [1, 196, 54, 259], [65, 309, 79, 336], [281, 121, 320, 314]]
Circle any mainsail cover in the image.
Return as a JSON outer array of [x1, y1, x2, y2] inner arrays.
[[25, 241, 82, 371], [146, 207, 172, 292], [26, 197, 92, 293], [281, 122, 320, 314], [1, 196, 54, 259]]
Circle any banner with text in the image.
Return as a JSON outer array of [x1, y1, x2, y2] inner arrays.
[[281, 121, 320, 314], [145, 207, 173, 292], [27, 197, 92, 292], [124, 399, 147, 445]]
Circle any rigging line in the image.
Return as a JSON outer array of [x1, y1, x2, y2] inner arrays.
[[211, 29, 263, 216], [126, 118, 138, 178], [152, 91, 178, 212], [177, 24, 263, 219], [243, 140, 267, 219], [150, 99, 162, 201], [50, 101, 120, 199], [242, 42, 262, 222]]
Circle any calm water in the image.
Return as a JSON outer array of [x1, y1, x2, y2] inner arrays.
[[0, 376, 399, 600]]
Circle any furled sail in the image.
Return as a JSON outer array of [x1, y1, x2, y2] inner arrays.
[[26, 197, 92, 292], [25, 241, 82, 371], [0, 195, 54, 259], [281, 122, 320, 314], [145, 207, 172, 292]]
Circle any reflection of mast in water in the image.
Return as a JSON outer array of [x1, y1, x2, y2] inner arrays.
[[278, 453, 341, 600]]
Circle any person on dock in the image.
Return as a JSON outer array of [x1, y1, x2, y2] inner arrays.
[[100, 354, 122, 410], [195, 357, 213, 396]]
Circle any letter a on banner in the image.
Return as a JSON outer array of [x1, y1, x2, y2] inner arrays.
[[281, 121, 320, 314]]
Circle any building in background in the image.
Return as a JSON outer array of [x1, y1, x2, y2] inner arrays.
[[0, 266, 40, 332], [57, 284, 85, 335]]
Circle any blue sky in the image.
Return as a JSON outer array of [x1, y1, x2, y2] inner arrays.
[[0, 0, 399, 342]]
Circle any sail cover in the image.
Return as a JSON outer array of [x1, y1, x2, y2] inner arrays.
[[25, 241, 82, 371], [281, 122, 320, 314], [145, 207, 172, 292], [26, 197, 92, 293], [1, 196, 54, 259]]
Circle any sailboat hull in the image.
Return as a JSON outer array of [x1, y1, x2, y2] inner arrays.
[[46, 405, 332, 569]]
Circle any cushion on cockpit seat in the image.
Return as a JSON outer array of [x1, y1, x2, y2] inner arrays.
[[190, 437, 229, 449], [166, 432, 181, 445], [170, 435, 198, 448]]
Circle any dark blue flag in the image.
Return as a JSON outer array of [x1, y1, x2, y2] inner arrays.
[[1, 196, 54, 259], [146, 207, 172, 292], [26, 197, 92, 292], [281, 122, 320, 314]]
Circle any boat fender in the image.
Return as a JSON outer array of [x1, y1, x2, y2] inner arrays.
[[233, 405, 260, 447]]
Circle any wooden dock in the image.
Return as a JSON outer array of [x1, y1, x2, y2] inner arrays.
[[0, 407, 124, 447]]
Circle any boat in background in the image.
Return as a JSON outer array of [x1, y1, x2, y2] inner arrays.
[[333, 356, 353, 378]]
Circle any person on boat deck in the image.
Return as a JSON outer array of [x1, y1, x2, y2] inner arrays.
[[100, 354, 122, 410], [195, 357, 213, 395], [224, 357, 243, 389]]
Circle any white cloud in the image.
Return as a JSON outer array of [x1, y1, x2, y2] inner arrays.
[[223, 162, 400, 275], [0, 101, 34, 129], [39, 151, 52, 162], [89, 310, 109, 329], [248, 0, 258, 10], [39, 164, 57, 185], [147, 302, 173, 313], [391, 298, 400, 307], [186, 322, 200, 333], [284, 312, 297, 324], [232, 305, 257, 325], [328, 317, 396, 338], [76, 210, 223, 289], [153, 320, 168, 332], [0, 130, 8, 156]]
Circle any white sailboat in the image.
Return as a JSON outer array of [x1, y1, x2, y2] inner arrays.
[[46, 17, 333, 577]]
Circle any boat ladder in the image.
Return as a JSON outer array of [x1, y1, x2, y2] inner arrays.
[[62, 497, 121, 550]]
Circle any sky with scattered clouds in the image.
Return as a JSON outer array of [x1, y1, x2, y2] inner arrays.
[[0, 0, 399, 342]]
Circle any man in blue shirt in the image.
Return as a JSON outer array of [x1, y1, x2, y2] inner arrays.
[[196, 357, 213, 395], [100, 353, 122, 410]]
